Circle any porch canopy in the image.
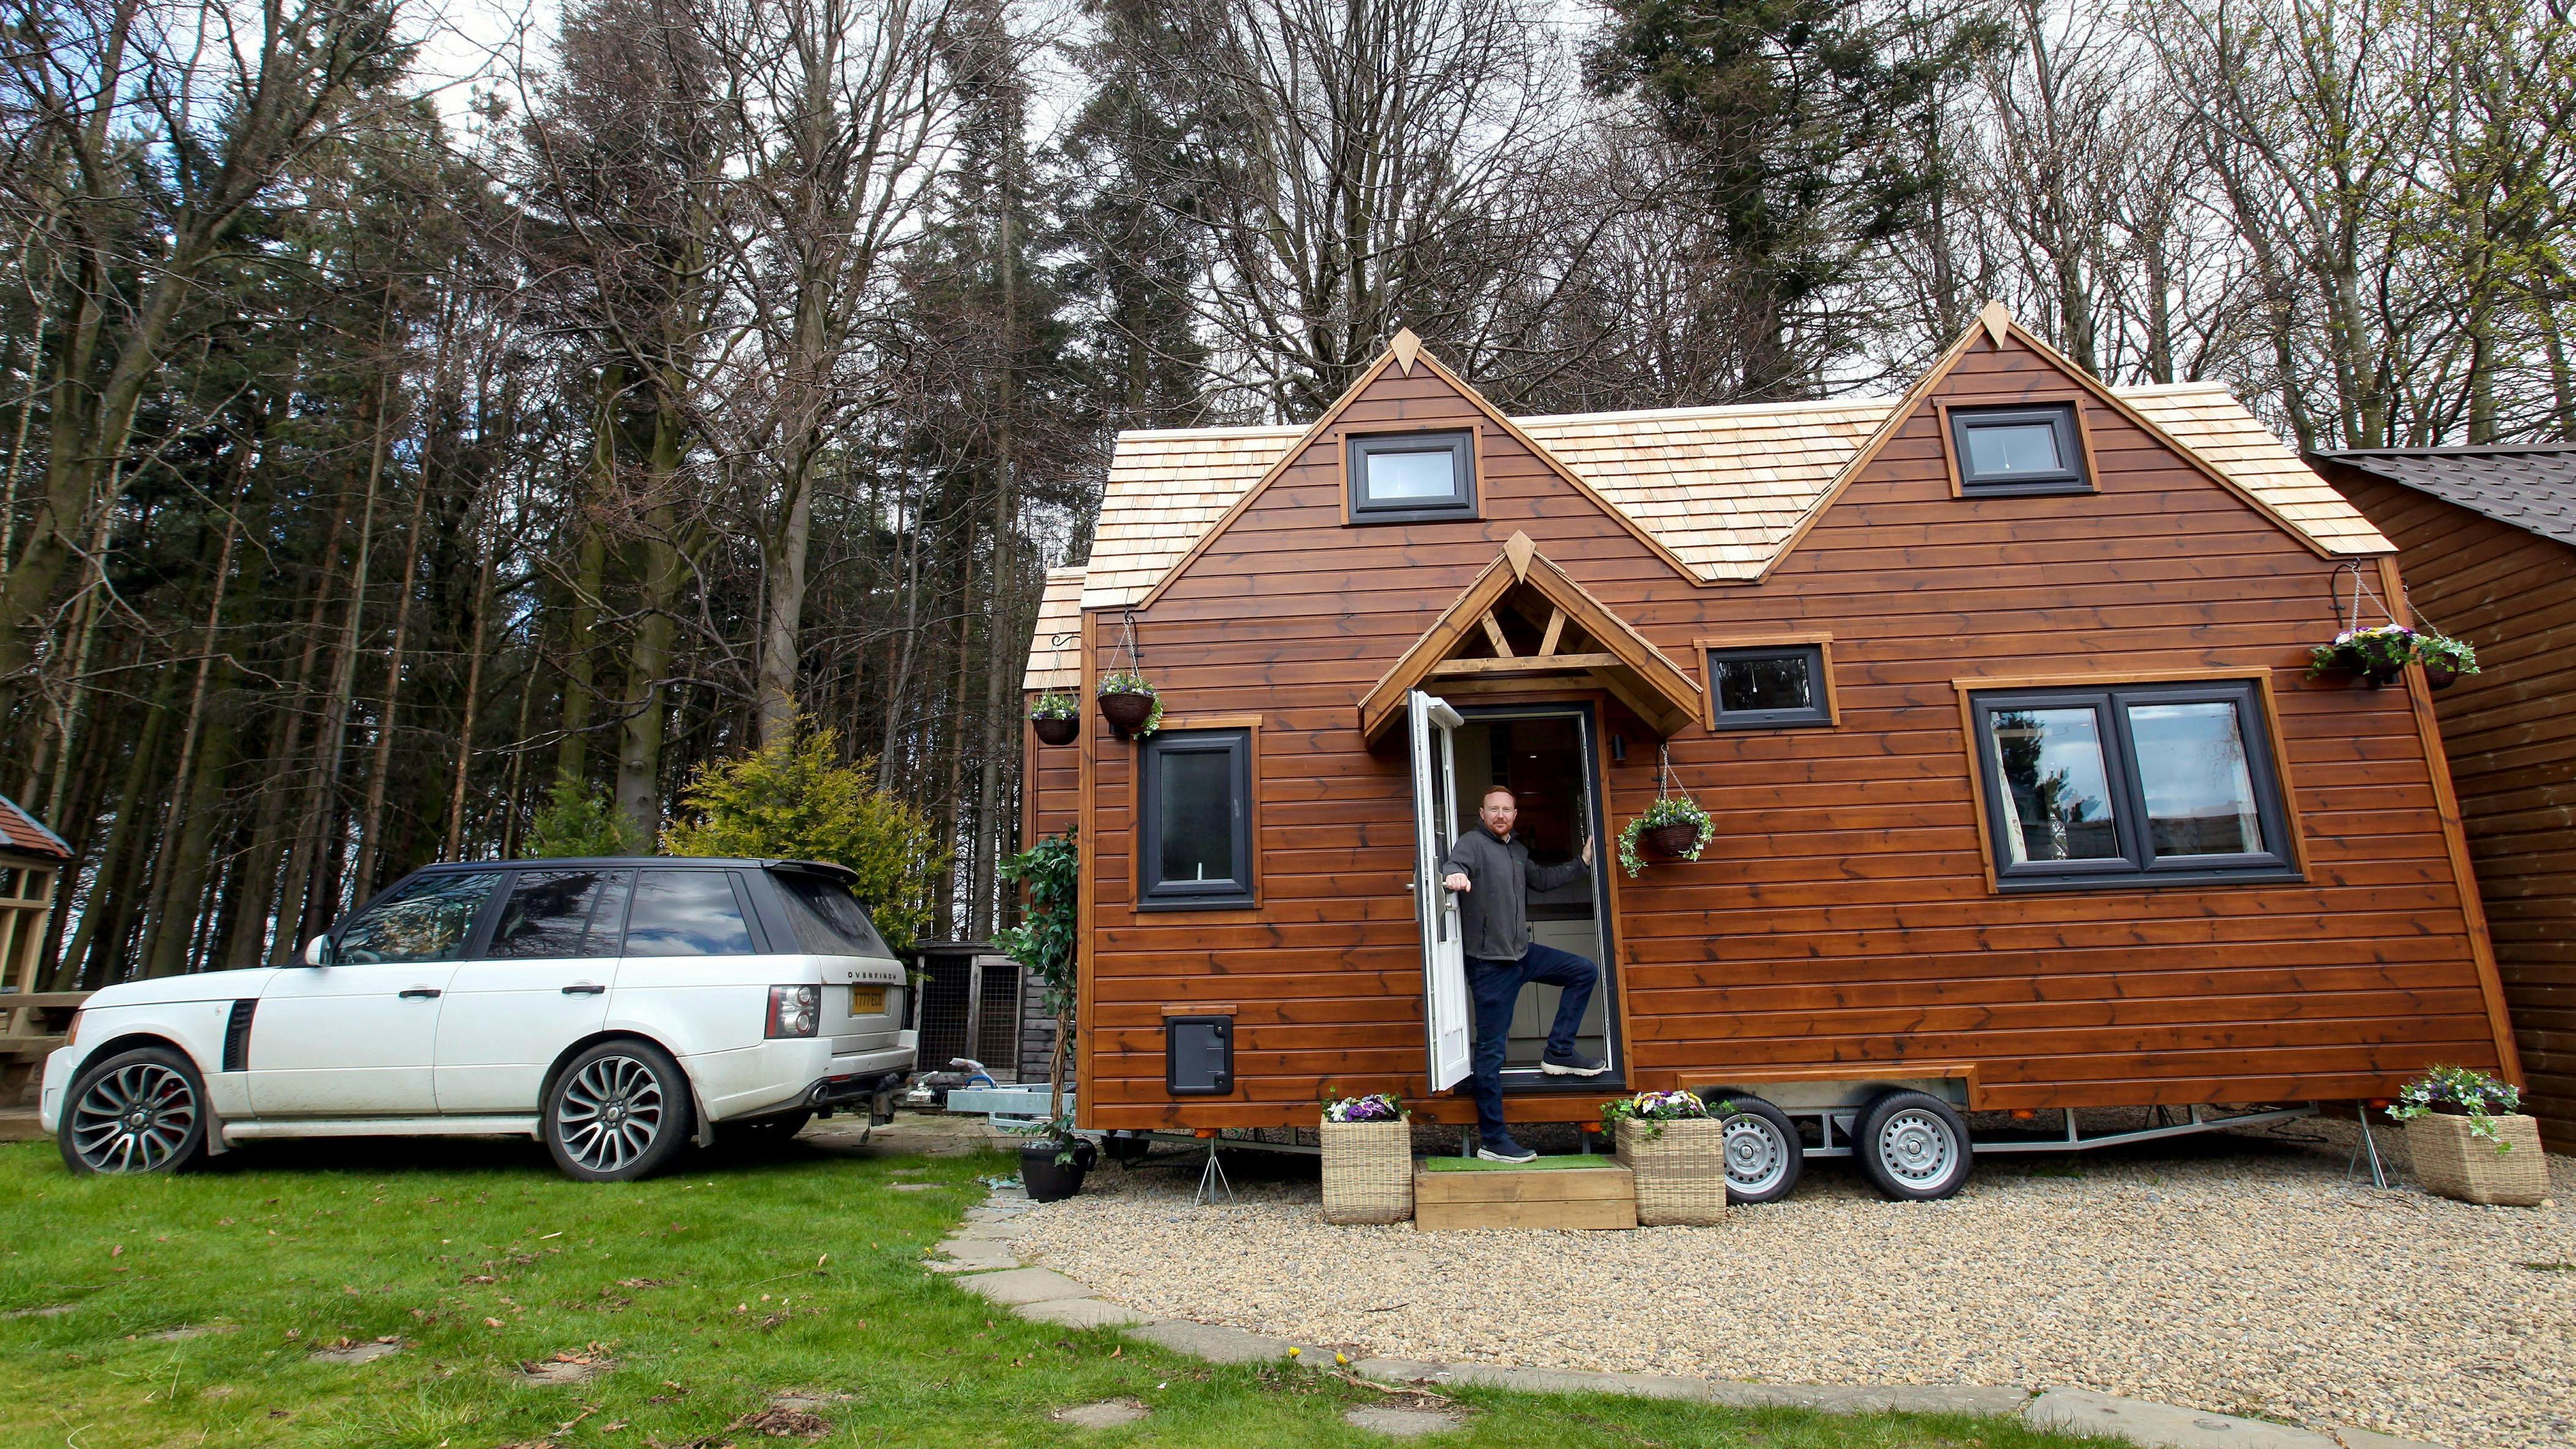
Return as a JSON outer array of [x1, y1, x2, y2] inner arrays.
[[1357, 532, 1703, 742]]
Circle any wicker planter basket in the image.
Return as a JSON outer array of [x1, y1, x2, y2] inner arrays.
[[1031, 715, 1079, 746], [1640, 822, 1703, 859], [1320, 1119, 1415, 1224], [1097, 690, 1156, 732], [1615, 1117, 1729, 1225], [2407, 1112, 2549, 1207]]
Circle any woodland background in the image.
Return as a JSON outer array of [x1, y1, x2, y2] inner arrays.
[[2, 0, 2570, 985]]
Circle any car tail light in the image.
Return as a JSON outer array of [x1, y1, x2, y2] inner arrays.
[[767, 985, 820, 1039]]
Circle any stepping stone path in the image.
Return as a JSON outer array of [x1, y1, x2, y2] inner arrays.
[[517, 1353, 611, 1385], [310, 1338, 405, 1365], [1052, 1399, 1150, 1429], [1344, 1405, 1462, 1438], [149, 1324, 233, 1341], [888, 1182, 945, 1192], [1, 1304, 78, 1319]]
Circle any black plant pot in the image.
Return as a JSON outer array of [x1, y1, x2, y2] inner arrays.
[[1021, 1139, 1096, 1202], [1098, 690, 1156, 733], [1641, 821, 1703, 859], [1032, 715, 1080, 746], [2422, 663, 2459, 691]]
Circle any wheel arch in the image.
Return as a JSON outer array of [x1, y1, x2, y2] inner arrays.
[[73, 1032, 211, 1082], [537, 1029, 715, 1149]]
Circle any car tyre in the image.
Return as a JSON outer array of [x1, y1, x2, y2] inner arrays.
[[1854, 1090, 1973, 1201], [60, 1046, 210, 1176], [543, 1039, 694, 1182], [1709, 1093, 1803, 1203]]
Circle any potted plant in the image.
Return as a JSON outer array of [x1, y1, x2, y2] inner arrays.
[[2309, 624, 2419, 687], [1602, 1090, 1727, 1224], [1618, 796, 1711, 877], [2416, 631, 2480, 690], [1017, 1110, 1098, 1203], [1095, 669, 1163, 736], [2387, 1065, 2547, 1206], [1319, 1092, 1412, 1224], [1029, 691, 1080, 746]]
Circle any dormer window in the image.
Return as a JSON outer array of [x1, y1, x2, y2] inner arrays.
[[1348, 430, 1476, 523], [1949, 403, 2090, 496]]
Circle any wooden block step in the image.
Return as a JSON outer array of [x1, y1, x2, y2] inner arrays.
[[1412, 1162, 1637, 1231]]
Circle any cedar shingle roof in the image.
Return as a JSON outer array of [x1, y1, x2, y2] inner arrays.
[[1022, 567, 1087, 690], [0, 792, 71, 862], [1049, 380, 2391, 639], [2309, 444, 2576, 549]]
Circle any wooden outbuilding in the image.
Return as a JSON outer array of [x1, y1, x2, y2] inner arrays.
[[2310, 445, 2575, 1150], [0, 791, 76, 1102], [1020, 308, 2522, 1150]]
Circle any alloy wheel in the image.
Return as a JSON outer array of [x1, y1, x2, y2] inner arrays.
[[69, 1062, 199, 1173], [553, 1054, 668, 1175]]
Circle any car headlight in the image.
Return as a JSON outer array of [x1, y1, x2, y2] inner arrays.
[[766, 985, 820, 1039], [64, 1008, 83, 1045]]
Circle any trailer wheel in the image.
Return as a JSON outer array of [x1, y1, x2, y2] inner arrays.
[[1710, 1094, 1802, 1203], [1855, 1090, 1972, 1201]]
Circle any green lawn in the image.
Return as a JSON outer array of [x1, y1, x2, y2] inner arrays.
[[0, 1136, 2109, 1449]]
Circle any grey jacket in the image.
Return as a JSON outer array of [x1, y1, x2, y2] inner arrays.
[[1439, 823, 1589, 963]]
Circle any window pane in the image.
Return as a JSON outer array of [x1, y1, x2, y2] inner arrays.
[[487, 869, 631, 959], [337, 872, 502, 964], [1987, 709, 2121, 863], [2127, 702, 2264, 857], [1366, 448, 1456, 501], [773, 873, 893, 957], [1965, 422, 2063, 475], [1158, 750, 1237, 886], [1718, 655, 1813, 713], [623, 870, 754, 956]]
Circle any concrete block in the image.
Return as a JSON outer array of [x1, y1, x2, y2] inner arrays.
[[954, 1268, 1093, 1306], [2025, 1389, 2342, 1449], [1125, 1318, 1298, 1365], [1015, 1298, 1161, 1329]]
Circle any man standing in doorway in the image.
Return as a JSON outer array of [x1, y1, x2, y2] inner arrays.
[[1440, 784, 1607, 1163]]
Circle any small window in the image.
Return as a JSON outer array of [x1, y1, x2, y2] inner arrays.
[[1949, 403, 2088, 495], [771, 871, 893, 958], [623, 870, 757, 956], [334, 871, 504, 964], [1348, 431, 1475, 522], [487, 868, 633, 959], [1705, 644, 1833, 729], [1970, 680, 2296, 890], [1139, 729, 1254, 909]]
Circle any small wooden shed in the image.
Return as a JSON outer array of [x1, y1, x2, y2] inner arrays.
[[2311, 445, 2576, 1149], [1022, 309, 2522, 1138], [0, 792, 76, 1098]]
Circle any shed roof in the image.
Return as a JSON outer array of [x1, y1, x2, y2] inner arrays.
[[1022, 567, 1087, 690], [0, 792, 72, 863], [2309, 444, 2576, 549]]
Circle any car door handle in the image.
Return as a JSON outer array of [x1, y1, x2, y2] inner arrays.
[[397, 988, 442, 1000], [560, 983, 606, 996]]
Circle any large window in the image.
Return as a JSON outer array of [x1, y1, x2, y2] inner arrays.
[[1139, 728, 1254, 909], [624, 870, 758, 955], [1948, 403, 2090, 496], [1968, 680, 2296, 890], [1703, 643, 1834, 729], [1347, 431, 1475, 523]]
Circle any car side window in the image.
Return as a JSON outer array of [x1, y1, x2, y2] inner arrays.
[[335, 872, 504, 964], [486, 869, 633, 959], [622, 870, 756, 956]]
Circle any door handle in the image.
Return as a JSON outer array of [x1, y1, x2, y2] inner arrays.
[[560, 983, 606, 996], [398, 988, 442, 1000]]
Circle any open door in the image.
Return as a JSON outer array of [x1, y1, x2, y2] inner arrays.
[[1409, 690, 1472, 1091]]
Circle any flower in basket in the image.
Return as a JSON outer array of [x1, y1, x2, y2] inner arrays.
[[2388, 1065, 2522, 1151], [1095, 669, 1165, 737], [1599, 1089, 1721, 1138], [1616, 796, 1712, 878], [2416, 630, 2479, 677], [1323, 1092, 1407, 1123], [1029, 690, 1078, 721], [2309, 623, 2418, 679]]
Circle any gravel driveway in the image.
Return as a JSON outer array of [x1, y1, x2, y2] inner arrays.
[[1014, 1119, 2575, 1449]]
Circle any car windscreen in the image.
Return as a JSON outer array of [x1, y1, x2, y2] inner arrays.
[[771, 871, 893, 958]]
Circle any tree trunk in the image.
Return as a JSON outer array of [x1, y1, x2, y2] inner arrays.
[[353, 431, 439, 893], [616, 400, 689, 838]]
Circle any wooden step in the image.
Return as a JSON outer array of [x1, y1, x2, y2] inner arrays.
[[1413, 1161, 1637, 1231]]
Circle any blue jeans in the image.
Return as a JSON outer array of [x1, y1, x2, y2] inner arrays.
[[1464, 942, 1599, 1141]]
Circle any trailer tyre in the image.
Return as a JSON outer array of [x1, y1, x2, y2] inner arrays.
[[1710, 1094, 1802, 1203], [1855, 1090, 1972, 1201]]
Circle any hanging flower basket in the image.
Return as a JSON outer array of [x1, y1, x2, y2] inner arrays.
[[1619, 795, 1711, 877], [1029, 691, 1080, 745], [2418, 632, 2478, 690], [1096, 670, 1163, 736]]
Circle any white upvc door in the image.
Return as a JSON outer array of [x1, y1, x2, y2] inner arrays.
[[1408, 689, 1473, 1092]]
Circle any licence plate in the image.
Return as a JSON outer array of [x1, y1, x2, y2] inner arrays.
[[849, 986, 887, 1015]]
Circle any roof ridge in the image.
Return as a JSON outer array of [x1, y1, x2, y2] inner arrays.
[[0, 791, 72, 859]]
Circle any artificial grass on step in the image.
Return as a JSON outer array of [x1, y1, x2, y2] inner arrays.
[[1420, 1153, 1625, 1172], [0, 1134, 2104, 1449]]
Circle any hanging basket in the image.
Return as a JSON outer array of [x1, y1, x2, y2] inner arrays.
[[1098, 690, 1155, 732], [1642, 821, 1704, 859], [2422, 663, 2460, 691], [1032, 715, 1080, 746]]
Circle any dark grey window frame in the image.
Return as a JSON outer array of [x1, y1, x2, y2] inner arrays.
[[1949, 402, 2091, 496], [1138, 728, 1256, 911], [1347, 430, 1476, 523], [1968, 679, 2299, 893], [1705, 644, 1834, 729]]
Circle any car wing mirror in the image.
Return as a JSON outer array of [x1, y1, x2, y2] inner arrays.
[[303, 934, 333, 967]]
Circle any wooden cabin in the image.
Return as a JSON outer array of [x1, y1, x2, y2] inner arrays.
[[1020, 308, 2523, 1138], [2310, 445, 2575, 1150], [0, 791, 76, 1103]]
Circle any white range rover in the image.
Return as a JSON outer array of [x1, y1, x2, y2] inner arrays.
[[40, 857, 915, 1181]]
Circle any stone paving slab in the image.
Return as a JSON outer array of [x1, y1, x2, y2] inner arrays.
[[928, 1239, 1021, 1273], [2027, 1390, 2346, 1449], [1015, 1298, 1162, 1329], [2328, 1428, 2448, 1449], [1705, 1383, 2033, 1416], [955, 1268, 1093, 1306], [1126, 1319, 1297, 1365]]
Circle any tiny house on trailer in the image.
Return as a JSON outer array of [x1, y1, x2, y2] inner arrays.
[[1018, 308, 2526, 1199]]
